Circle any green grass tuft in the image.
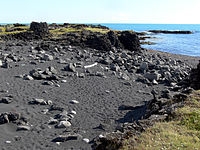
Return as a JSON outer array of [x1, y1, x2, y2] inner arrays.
[[121, 90, 200, 150]]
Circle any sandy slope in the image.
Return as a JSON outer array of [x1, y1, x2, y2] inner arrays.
[[0, 40, 199, 150]]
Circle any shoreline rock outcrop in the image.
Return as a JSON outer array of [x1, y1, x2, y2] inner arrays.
[[188, 60, 200, 89], [148, 30, 193, 34], [0, 22, 141, 52], [30, 21, 49, 38]]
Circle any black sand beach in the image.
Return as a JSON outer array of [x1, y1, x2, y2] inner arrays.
[[0, 22, 199, 150]]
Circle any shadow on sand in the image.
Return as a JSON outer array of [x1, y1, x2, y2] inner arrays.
[[116, 102, 148, 123]]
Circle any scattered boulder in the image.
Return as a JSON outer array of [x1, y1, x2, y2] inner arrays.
[[29, 98, 52, 105], [17, 125, 31, 131], [144, 71, 161, 81], [29, 66, 58, 81], [0, 112, 20, 124], [140, 62, 148, 72], [56, 120, 71, 128], [0, 97, 12, 104], [43, 54, 53, 61], [23, 75, 34, 80], [64, 63, 76, 72]]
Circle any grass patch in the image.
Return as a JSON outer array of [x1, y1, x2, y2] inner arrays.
[[121, 90, 200, 150], [49, 27, 82, 35], [84, 27, 110, 34], [0, 30, 27, 35], [12, 26, 29, 30], [0, 27, 6, 32], [50, 26, 111, 36], [0, 25, 29, 35]]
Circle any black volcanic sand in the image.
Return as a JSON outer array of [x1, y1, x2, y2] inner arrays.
[[0, 40, 199, 150]]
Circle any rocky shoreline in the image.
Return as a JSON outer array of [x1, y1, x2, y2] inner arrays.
[[148, 30, 193, 34], [0, 22, 199, 150]]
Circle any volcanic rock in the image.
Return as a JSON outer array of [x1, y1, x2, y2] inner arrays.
[[188, 61, 200, 89], [65, 63, 76, 72], [118, 31, 141, 52], [30, 22, 49, 38]]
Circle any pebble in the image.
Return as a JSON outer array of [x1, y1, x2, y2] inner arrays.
[[61, 80, 67, 83], [43, 81, 54, 86], [99, 134, 105, 138], [17, 125, 31, 131], [65, 63, 76, 72], [56, 142, 61, 145], [83, 138, 90, 143], [0, 97, 12, 104], [43, 54, 53, 61], [105, 90, 110, 93], [68, 114, 74, 119], [70, 110, 76, 115], [55, 84, 60, 87], [48, 117, 59, 125], [56, 120, 72, 128], [152, 79, 158, 85], [47, 100, 53, 105], [42, 109, 49, 114], [5, 141, 11, 144], [96, 72, 105, 78], [79, 73, 85, 78], [0, 60, 3, 67], [23, 75, 34, 80], [70, 100, 79, 104], [33, 98, 45, 104]]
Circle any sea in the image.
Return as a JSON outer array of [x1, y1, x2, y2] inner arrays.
[[99, 24, 200, 57], [1, 23, 200, 56]]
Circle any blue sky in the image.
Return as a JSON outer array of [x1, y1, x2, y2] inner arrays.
[[0, 0, 200, 24]]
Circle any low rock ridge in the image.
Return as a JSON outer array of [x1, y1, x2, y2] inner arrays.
[[148, 30, 193, 34], [0, 22, 141, 52]]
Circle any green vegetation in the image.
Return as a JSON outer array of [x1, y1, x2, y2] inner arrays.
[[49, 27, 111, 35], [0, 23, 112, 37], [49, 27, 82, 35], [84, 27, 110, 34], [121, 90, 200, 150], [0, 25, 29, 35]]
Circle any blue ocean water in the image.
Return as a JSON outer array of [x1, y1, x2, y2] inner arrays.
[[1, 23, 200, 56], [98, 23, 200, 56]]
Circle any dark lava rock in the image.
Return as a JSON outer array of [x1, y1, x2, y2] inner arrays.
[[64, 63, 76, 72], [0, 97, 12, 104], [85, 32, 112, 51], [148, 30, 193, 34], [188, 61, 200, 90], [118, 31, 141, 52], [30, 22, 49, 37], [29, 66, 58, 80], [56, 30, 141, 52], [107, 31, 122, 48], [0, 112, 20, 124]]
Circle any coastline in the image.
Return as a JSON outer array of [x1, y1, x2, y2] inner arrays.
[[0, 22, 199, 150]]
